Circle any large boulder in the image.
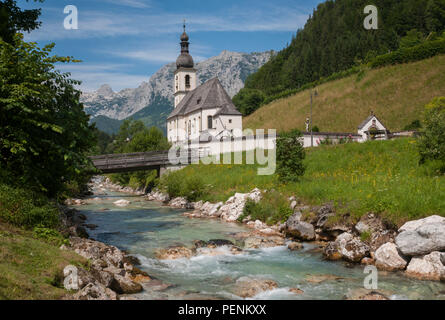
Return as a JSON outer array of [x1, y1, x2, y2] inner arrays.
[[395, 215, 445, 256], [219, 189, 261, 222], [232, 277, 278, 298], [336, 232, 370, 263], [110, 274, 143, 294], [374, 243, 408, 271], [323, 241, 342, 261], [285, 214, 315, 241], [73, 282, 117, 300], [406, 251, 445, 281], [169, 197, 189, 208], [113, 199, 130, 207]]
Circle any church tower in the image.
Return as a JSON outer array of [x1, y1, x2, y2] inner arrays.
[[174, 22, 197, 108]]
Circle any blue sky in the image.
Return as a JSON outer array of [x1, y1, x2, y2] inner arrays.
[[21, 0, 322, 92]]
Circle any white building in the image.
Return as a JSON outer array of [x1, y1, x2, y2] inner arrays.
[[167, 24, 243, 144], [357, 112, 389, 141]]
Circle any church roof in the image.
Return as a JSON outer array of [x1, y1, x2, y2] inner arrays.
[[358, 114, 386, 130], [167, 77, 242, 120]]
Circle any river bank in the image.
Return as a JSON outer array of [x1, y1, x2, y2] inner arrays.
[[61, 176, 445, 300]]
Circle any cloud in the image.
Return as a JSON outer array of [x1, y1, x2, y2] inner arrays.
[[25, 4, 309, 41], [102, 0, 152, 8], [55, 63, 149, 92]]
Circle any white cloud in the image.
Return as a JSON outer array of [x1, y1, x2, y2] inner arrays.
[[55, 63, 149, 92], [102, 0, 152, 8], [25, 5, 309, 41]]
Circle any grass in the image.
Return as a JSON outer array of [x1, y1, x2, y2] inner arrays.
[[243, 55, 445, 133], [0, 222, 87, 300], [160, 139, 445, 226]]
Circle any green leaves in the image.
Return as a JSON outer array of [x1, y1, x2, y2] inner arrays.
[[276, 130, 306, 183], [0, 35, 96, 196]]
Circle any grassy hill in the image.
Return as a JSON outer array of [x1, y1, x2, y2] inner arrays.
[[243, 55, 445, 133], [160, 139, 445, 226]]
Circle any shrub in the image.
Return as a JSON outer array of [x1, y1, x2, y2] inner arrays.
[[276, 130, 305, 182], [33, 227, 69, 246], [240, 190, 292, 225], [370, 39, 445, 68], [403, 119, 422, 131], [0, 184, 60, 229], [162, 172, 184, 198], [418, 97, 445, 173], [183, 176, 207, 202]]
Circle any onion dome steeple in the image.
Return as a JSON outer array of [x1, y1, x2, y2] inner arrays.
[[176, 21, 194, 69]]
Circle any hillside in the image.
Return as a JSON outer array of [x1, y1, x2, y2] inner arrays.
[[243, 54, 445, 133], [160, 139, 445, 226], [239, 0, 445, 97], [82, 50, 273, 134]]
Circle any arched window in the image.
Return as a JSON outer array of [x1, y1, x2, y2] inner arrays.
[[207, 116, 212, 129], [193, 118, 196, 133], [185, 75, 191, 89], [198, 116, 201, 132], [188, 120, 191, 136]]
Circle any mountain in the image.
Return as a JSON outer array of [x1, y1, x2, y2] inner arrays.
[[82, 50, 273, 134]]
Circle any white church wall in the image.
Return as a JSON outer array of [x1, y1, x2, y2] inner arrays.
[[358, 116, 387, 141]]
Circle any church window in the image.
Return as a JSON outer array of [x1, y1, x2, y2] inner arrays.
[[198, 116, 201, 132], [229, 119, 232, 124], [185, 75, 191, 89], [188, 120, 191, 135], [197, 97, 201, 104], [207, 116, 213, 129]]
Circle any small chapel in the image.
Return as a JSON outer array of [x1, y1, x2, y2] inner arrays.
[[167, 24, 243, 144]]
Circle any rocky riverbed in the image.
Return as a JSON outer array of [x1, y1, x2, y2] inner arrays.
[[61, 177, 445, 300]]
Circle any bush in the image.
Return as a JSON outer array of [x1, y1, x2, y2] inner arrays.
[[418, 97, 445, 173], [370, 39, 445, 68], [33, 227, 69, 246], [240, 190, 293, 225], [403, 119, 422, 131], [276, 130, 305, 182], [160, 171, 208, 201], [0, 184, 60, 229]]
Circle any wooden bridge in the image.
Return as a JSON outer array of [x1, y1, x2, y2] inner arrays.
[[88, 150, 197, 175]]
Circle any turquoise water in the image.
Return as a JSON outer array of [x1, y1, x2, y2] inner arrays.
[[74, 189, 445, 300]]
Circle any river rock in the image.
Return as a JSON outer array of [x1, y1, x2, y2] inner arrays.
[[232, 277, 278, 298], [345, 288, 390, 300], [406, 251, 445, 281], [323, 241, 342, 261], [155, 246, 193, 260], [315, 204, 335, 228], [243, 236, 285, 249], [73, 282, 117, 300], [354, 213, 384, 234], [374, 243, 408, 271], [336, 232, 370, 263], [288, 242, 303, 251], [110, 274, 143, 294], [289, 288, 304, 295], [169, 197, 188, 208], [395, 215, 445, 256], [219, 188, 261, 222], [305, 274, 344, 284], [70, 237, 125, 268], [285, 214, 315, 241], [113, 199, 130, 207]]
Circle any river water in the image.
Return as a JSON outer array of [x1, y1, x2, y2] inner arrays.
[[73, 189, 445, 300]]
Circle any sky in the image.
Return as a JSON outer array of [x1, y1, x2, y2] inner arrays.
[[21, 0, 323, 92]]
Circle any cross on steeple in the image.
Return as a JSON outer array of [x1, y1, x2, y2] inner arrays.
[[183, 19, 186, 32]]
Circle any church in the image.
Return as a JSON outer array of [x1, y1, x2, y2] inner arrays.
[[167, 25, 243, 144]]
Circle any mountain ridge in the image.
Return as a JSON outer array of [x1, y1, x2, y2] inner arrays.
[[81, 50, 273, 133]]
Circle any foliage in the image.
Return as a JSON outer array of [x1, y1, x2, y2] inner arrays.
[[370, 38, 445, 68], [159, 171, 208, 201], [418, 97, 445, 173], [232, 88, 265, 116], [33, 226, 69, 246], [399, 29, 425, 48], [403, 119, 422, 131], [107, 120, 170, 191], [0, 35, 96, 196], [240, 190, 293, 225], [0, 184, 59, 229], [276, 130, 305, 182], [0, 0, 43, 44]]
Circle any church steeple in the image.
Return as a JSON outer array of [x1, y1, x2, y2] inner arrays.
[[174, 21, 196, 108], [176, 21, 194, 69]]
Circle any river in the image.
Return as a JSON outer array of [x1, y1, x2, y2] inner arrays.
[[72, 188, 445, 300]]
